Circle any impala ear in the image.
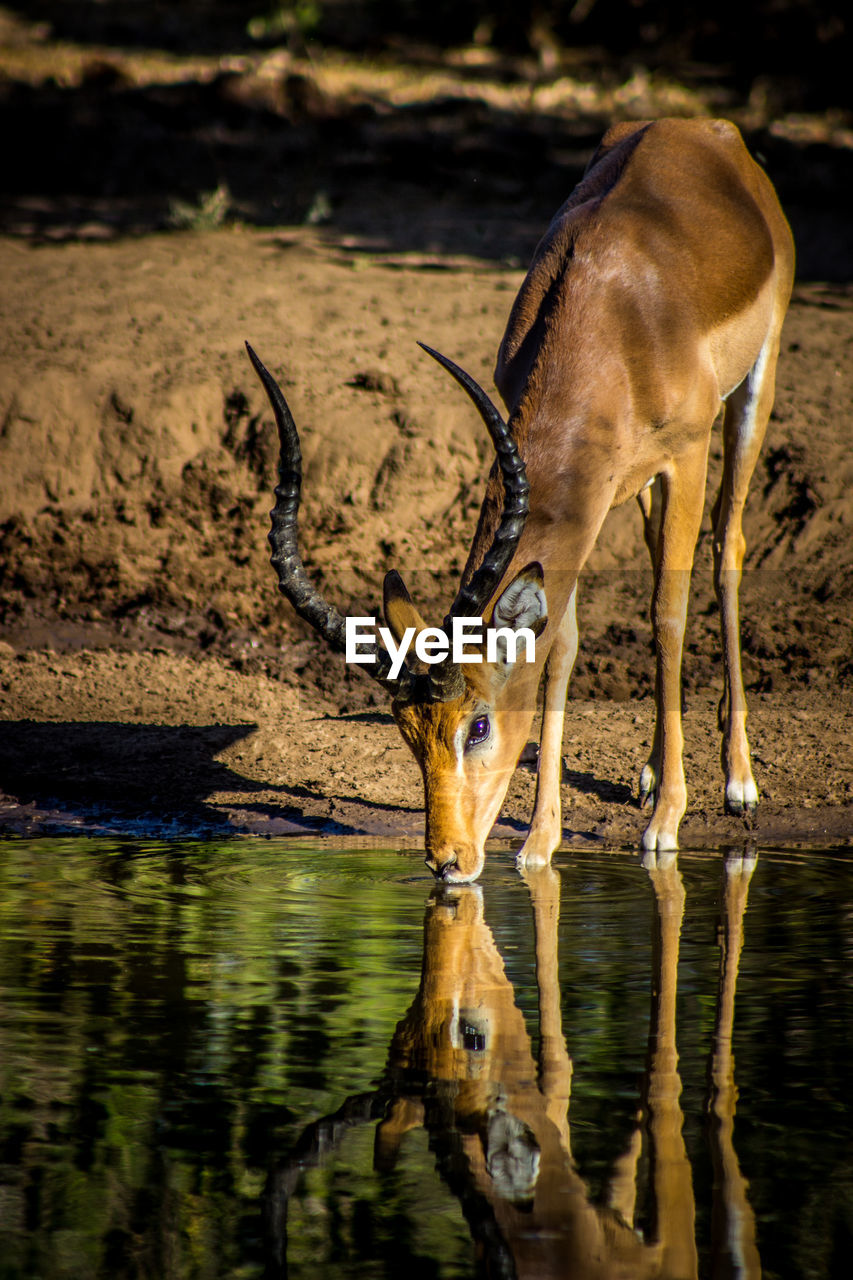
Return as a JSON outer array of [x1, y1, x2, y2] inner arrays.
[[383, 570, 429, 645], [490, 562, 548, 638]]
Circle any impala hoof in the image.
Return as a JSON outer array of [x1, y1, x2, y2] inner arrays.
[[516, 823, 560, 871], [725, 777, 759, 821], [641, 826, 679, 854], [516, 846, 552, 872], [724, 847, 758, 878], [641, 847, 678, 871], [641, 799, 682, 853]]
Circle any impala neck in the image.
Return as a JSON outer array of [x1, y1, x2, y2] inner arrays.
[[464, 407, 617, 633]]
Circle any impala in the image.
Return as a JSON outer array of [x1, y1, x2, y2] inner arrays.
[[247, 117, 794, 882]]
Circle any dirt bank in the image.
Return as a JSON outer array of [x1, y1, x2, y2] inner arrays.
[[0, 224, 850, 853]]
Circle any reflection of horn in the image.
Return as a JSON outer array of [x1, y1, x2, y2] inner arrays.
[[708, 850, 761, 1280], [262, 1090, 385, 1274]]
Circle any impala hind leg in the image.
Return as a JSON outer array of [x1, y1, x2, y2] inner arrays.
[[642, 440, 711, 853], [712, 333, 781, 816], [517, 587, 579, 869], [637, 477, 664, 808]]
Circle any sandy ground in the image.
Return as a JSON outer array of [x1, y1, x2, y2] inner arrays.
[[0, 31, 851, 855], [1, 226, 851, 853]]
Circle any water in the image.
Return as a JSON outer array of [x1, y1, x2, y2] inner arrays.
[[0, 840, 851, 1278]]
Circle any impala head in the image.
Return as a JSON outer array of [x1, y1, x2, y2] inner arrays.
[[390, 884, 531, 1086], [385, 885, 545, 1209], [246, 340, 546, 884], [384, 564, 547, 882]]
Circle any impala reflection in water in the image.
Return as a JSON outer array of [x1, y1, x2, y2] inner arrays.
[[269, 853, 760, 1278]]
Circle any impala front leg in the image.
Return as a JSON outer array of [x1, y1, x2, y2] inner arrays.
[[517, 587, 578, 869], [642, 439, 710, 853]]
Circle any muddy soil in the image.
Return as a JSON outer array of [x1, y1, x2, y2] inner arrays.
[[1, 26, 851, 857]]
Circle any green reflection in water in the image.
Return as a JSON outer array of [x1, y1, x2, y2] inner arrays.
[[0, 840, 851, 1278]]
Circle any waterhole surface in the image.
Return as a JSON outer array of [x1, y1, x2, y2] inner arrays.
[[0, 839, 850, 1278]]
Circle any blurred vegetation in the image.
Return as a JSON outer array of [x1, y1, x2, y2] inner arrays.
[[167, 181, 232, 229], [8, 0, 851, 108], [2, 0, 850, 269]]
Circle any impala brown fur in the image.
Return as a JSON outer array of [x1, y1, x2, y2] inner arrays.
[[253, 117, 795, 883]]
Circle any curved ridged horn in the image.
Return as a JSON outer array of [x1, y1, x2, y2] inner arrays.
[[246, 342, 416, 701], [418, 344, 529, 701]]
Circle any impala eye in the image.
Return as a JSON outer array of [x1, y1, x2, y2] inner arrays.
[[460, 1019, 487, 1053], [465, 715, 490, 750]]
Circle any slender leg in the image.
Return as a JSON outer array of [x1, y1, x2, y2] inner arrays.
[[642, 438, 711, 852], [517, 586, 579, 868], [711, 330, 782, 816], [606, 1126, 643, 1227], [522, 865, 573, 1154], [708, 850, 761, 1279], [643, 857, 698, 1278], [638, 475, 664, 564], [638, 478, 664, 808]]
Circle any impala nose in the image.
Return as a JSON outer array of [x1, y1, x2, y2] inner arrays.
[[425, 851, 458, 880], [425, 846, 485, 883]]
